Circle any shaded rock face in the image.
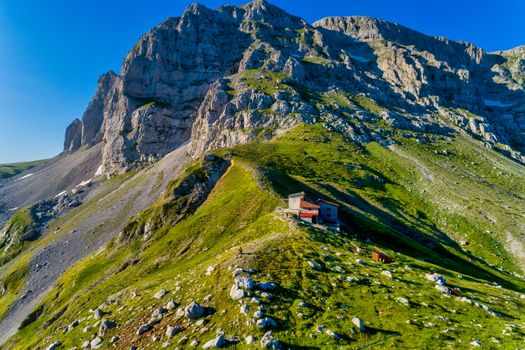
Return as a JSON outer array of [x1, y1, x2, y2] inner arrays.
[[63, 0, 525, 174], [63, 119, 82, 154]]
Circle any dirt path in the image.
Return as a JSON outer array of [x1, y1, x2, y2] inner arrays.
[[388, 145, 434, 183]]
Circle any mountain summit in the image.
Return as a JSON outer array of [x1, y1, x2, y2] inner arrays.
[[62, 1, 524, 175], [1, 2, 524, 349]]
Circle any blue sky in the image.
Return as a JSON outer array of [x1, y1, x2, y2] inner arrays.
[[0, 0, 523, 163]]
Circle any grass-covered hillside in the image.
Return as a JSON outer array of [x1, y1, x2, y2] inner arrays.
[[0, 160, 46, 180], [3, 124, 524, 349]]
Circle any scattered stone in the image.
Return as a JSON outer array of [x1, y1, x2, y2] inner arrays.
[[67, 319, 79, 332], [470, 340, 481, 347], [297, 301, 307, 308], [166, 299, 176, 310], [190, 340, 199, 346], [352, 316, 365, 331], [93, 308, 105, 320], [395, 297, 410, 306], [325, 329, 339, 339], [136, 323, 153, 336], [162, 341, 170, 348], [45, 342, 61, 350], [240, 304, 249, 314], [245, 335, 255, 344], [307, 260, 322, 270], [260, 331, 280, 349], [254, 310, 264, 319], [110, 336, 119, 343], [90, 337, 103, 349], [232, 268, 243, 277], [425, 273, 446, 285], [381, 270, 393, 279], [83, 326, 92, 333], [230, 285, 245, 300], [235, 276, 255, 290], [205, 265, 215, 275], [185, 301, 205, 319], [202, 334, 227, 348], [256, 317, 277, 329], [98, 319, 117, 336], [435, 285, 450, 294], [166, 325, 182, 338], [82, 340, 90, 348], [154, 289, 168, 299], [355, 258, 367, 265]]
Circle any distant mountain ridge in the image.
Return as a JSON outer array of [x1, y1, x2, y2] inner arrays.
[[62, 0, 524, 175]]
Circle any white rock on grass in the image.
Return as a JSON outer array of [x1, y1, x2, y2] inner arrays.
[[435, 285, 450, 294], [256, 317, 277, 329], [307, 260, 322, 270], [202, 335, 226, 349], [245, 335, 255, 344], [470, 340, 481, 347], [325, 329, 340, 339], [93, 308, 105, 320], [230, 285, 245, 300], [82, 340, 90, 348], [190, 340, 199, 346], [425, 273, 446, 285], [184, 301, 205, 319], [205, 265, 215, 275], [90, 337, 103, 349], [136, 324, 153, 336], [395, 297, 409, 306], [352, 316, 365, 331], [154, 289, 168, 299], [381, 270, 393, 279], [235, 276, 255, 290], [45, 342, 61, 350], [166, 299, 176, 310], [260, 331, 280, 349], [355, 259, 367, 265], [166, 325, 182, 337], [240, 304, 249, 314]]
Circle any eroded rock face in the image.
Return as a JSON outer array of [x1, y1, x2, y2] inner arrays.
[[62, 0, 525, 174]]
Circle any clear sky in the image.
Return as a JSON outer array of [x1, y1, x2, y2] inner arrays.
[[0, 0, 523, 163]]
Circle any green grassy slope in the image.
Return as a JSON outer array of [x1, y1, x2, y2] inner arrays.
[[0, 160, 46, 180], [4, 124, 525, 349]]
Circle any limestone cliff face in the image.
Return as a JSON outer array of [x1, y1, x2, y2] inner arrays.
[[63, 0, 525, 174]]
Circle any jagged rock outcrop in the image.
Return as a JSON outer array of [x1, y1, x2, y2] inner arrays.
[[62, 0, 525, 173], [63, 119, 82, 153]]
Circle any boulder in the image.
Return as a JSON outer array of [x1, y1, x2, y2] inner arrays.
[[184, 301, 204, 319], [202, 335, 227, 348], [45, 342, 61, 350], [98, 319, 117, 336], [93, 308, 105, 320], [235, 276, 255, 290], [435, 285, 450, 294], [90, 337, 103, 349], [352, 316, 365, 331], [154, 289, 168, 299], [425, 273, 446, 285], [230, 284, 245, 300], [260, 331, 280, 349], [136, 323, 153, 336], [256, 317, 277, 329], [166, 325, 182, 337]]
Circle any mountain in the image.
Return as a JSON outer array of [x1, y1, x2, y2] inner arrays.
[[0, 1, 524, 349]]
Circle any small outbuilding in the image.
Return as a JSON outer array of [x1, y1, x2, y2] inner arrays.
[[371, 250, 395, 263]]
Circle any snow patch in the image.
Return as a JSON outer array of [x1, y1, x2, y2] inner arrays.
[[76, 179, 92, 188], [483, 100, 515, 108], [94, 165, 103, 177], [18, 173, 33, 180], [54, 191, 68, 198]]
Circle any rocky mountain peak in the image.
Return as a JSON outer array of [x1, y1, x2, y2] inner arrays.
[[62, 1, 525, 175]]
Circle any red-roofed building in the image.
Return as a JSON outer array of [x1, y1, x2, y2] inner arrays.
[[299, 199, 320, 223]]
